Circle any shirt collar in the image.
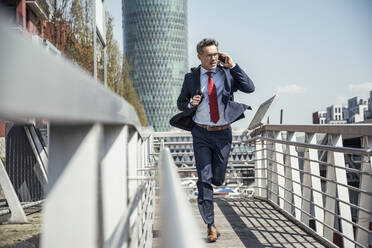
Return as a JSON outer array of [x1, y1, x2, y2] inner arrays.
[[200, 66, 218, 75]]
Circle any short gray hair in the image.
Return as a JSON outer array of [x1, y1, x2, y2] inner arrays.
[[196, 38, 219, 55]]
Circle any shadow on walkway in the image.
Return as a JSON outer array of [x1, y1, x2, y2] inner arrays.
[[215, 198, 324, 248]]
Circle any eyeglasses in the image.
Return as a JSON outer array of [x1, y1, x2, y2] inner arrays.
[[204, 53, 219, 60]]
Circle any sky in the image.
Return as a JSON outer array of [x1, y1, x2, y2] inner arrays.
[[106, 0, 372, 129]]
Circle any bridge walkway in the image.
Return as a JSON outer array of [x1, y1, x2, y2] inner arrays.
[[153, 197, 326, 248]]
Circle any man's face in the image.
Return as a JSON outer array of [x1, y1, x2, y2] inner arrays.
[[198, 45, 218, 70]]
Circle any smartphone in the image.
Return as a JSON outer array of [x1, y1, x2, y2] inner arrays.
[[218, 54, 226, 63]]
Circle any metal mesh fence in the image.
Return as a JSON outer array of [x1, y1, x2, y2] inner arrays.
[[5, 124, 44, 202]]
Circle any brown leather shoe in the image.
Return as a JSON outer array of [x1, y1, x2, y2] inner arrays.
[[207, 225, 220, 242]]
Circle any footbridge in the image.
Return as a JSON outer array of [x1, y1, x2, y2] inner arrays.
[[1, 19, 372, 248]]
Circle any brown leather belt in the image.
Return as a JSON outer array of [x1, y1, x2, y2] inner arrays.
[[196, 123, 231, 131]]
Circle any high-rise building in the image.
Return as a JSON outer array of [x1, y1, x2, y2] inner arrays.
[[122, 0, 188, 131]]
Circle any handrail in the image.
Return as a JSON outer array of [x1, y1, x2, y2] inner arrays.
[[0, 16, 155, 248], [0, 22, 153, 139], [159, 146, 203, 248], [256, 124, 372, 137]]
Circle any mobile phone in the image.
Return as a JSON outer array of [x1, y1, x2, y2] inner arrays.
[[218, 54, 226, 63]]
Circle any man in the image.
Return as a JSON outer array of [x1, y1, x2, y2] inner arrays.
[[170, 38, 255, 242]]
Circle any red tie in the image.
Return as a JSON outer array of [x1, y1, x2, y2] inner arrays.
[[206, 72, 219, 123]]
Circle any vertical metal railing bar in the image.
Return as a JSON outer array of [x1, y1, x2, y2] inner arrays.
[[306, 133, 325, 237], [330, 134, 355, 248], [283, 135, 294, 214], [96, 124, 105, 248], [323, 135, 338, 243], [287, 131, 302, 221]]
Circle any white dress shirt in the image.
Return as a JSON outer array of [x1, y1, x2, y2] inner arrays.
[[192, 66, 229, 126]]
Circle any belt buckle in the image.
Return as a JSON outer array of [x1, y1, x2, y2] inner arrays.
[[206, 125, 212, 131]]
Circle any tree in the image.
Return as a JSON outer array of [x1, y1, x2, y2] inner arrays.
[[105, 13, 148, 126], [45, 1, 148, 126]]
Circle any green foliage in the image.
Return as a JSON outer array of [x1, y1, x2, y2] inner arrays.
[[1, 157, 5, 165], [105, 13, 148, 126], [47, 1, 148, 126]]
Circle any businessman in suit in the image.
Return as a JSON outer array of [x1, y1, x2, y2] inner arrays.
[[170, 38, 255, 242]]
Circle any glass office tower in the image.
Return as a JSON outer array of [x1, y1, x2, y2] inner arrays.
[[122, 0, 188, 131]]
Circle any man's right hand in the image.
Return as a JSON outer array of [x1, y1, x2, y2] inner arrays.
[[191, 95, 202, 107]]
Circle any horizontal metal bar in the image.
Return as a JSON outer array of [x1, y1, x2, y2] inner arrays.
[[260, 137, 372, 156], [267, 178, 372, 227], [265, 147, 372, 176], [153, 140, 245, 146], [180, 176, 258, 181], [128, 177, 155, 180], [262, 124, 372, 137], [267, 166, 372, 214], [266, 157, 372, 197], [267, 188, 371, 247]]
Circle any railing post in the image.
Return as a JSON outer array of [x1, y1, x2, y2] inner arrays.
[[331, 134, 355, 248], [356, 135, 372, 246], [255, 136, 267, 198], [273, 131, 285, 208], [42, 123, 104, 248], [306, 133, 324, 237], [283, 134, 293, 215], [301, 146, 311, 226], [287, 132, 302, 221], [101, 125, 128, 245], [323, 134, 337, 243], [127, 130, 138, 247]]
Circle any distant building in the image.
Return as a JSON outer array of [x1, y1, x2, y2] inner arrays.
[[122, 0, 188, 131], [347, 96, 369, 123], [313, 90, 372, 124], [366, 91, 372, 119], [326, 105, 347, 124], [312, 111, 326, 124]]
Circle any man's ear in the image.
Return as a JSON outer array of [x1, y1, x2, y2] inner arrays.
[[197, 54, 201, 61]]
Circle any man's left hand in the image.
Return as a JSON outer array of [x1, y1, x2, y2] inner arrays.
[[219, 52, 235, 68]]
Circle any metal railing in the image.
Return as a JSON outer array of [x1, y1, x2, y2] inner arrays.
[[0, 22, 156, 247], [154, 125, 372, 248], [253, 124, 372, 248]]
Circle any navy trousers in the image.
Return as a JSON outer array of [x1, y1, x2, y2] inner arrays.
[[191, 125, 232, 225]]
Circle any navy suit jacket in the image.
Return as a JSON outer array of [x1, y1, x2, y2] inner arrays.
[[170, 63, 255, 131]]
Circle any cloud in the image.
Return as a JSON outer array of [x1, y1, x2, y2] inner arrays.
[[348, 82, 372, 92], [275, 84, 307, 94], [336, 96, 349, 105]]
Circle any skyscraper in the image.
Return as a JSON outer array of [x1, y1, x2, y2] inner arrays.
[[122, 0, 188, 131]]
